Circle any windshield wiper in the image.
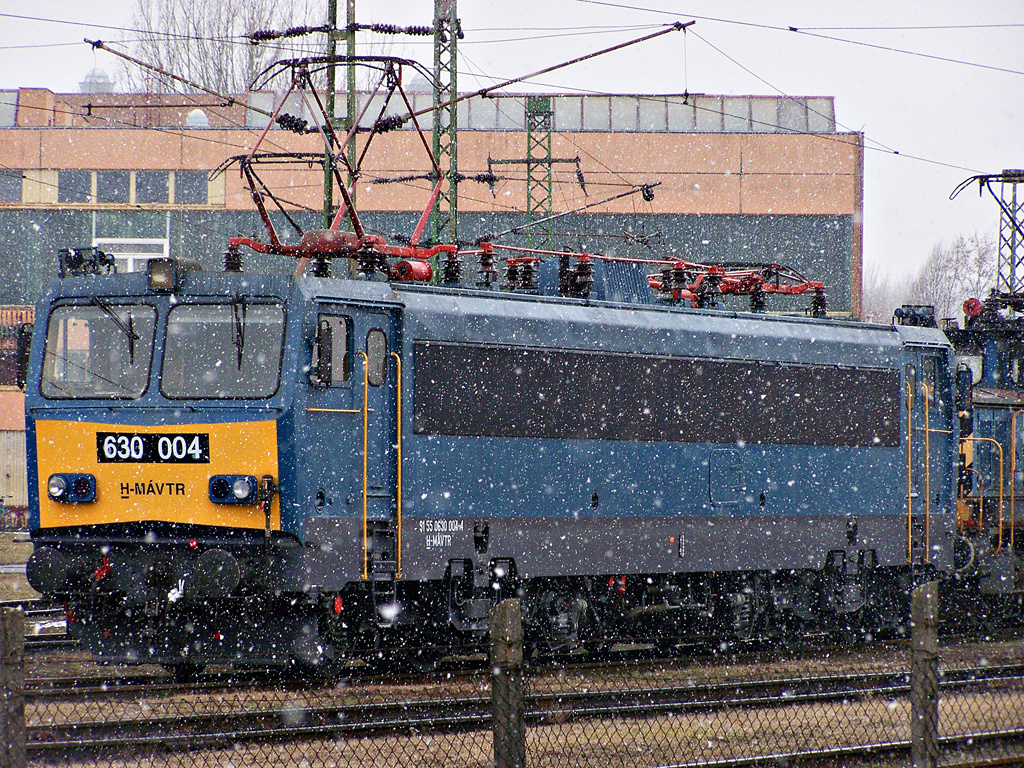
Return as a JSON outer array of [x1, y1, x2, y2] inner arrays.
[[91, 296, 140, 364], [232, 294, 247, 369]]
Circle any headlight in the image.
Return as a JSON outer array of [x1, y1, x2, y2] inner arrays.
[[210, 477, 231, 501], [47, 476, 67, 499], [232, 477, 253, 500], [208, 475, 258, 504], [47, 473, 96, 503]]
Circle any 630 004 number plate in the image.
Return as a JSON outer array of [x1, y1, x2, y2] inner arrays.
[[97, 432, 210, 463]]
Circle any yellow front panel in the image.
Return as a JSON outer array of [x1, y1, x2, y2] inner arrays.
[[36, 420, 279, 530]]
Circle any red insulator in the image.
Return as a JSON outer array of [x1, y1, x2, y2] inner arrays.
[[390, 260, 433, 282], [963, 297, 983, 317]]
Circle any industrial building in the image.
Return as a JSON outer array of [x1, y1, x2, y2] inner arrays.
[[0, 87, 863, 314]]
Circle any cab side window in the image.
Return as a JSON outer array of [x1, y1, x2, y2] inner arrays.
[[922, 356, 949, 417], [366, 328, 387, 386], [311, 315, 350, 386]]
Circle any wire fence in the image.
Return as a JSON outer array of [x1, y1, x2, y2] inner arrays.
[[0, 510, 28, 533], [3, 587, 1024, 768]]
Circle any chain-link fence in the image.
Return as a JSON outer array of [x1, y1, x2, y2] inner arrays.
[[3, 589, 1024, 768]]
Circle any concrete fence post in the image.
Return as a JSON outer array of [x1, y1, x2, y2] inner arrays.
[[491, 598, 526, 768], [910, 581, 939, 768], [0, 608, 25, 768]]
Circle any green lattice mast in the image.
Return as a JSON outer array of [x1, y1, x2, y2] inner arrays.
[[525, 96, 554, 250], [431, 0, 459, 244]]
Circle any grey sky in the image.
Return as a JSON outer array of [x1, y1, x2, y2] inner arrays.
[[1, 0, 1021, 280]]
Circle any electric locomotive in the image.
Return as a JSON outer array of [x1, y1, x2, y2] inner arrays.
[[942, 294, 1024, 606], [20, 246, 964, 670], [17, 48, 997, 669]]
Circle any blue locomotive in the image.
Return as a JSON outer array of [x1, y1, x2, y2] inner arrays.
[[17, 50, 1013, 670], [18, 245, 971, 670], [941, 295, 1024, 608]]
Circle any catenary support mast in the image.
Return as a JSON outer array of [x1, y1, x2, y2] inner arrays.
[[431, 0, 459, 244]]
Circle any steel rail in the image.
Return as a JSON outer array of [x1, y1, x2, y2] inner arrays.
[[24, 633, 76, 652], [660, 728, 1024, 768]]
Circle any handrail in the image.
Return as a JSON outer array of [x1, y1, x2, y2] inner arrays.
[[921, 383, 931, 562], [906, 381, 914, 563], [1011, 410, 1024, 553], [357, 350, 369, 580], [963, 466, 986, 531], [960, 436, 1005, 554], [391, 351, 403, 580]]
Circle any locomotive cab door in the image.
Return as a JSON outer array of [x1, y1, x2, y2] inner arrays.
[[905, 347, 955, 568], [307, 306, 401, 578], [355, 313, 399, 524]]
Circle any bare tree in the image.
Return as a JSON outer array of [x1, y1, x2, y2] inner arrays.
[[122, 0, 323, 94], [904, 242, 965, 323], [958, 233, 997, 302], [900, 233, 997, 324], [861, 261, 906, 324]]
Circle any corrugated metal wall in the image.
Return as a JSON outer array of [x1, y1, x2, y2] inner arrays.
[[0, 210, 856, 313], [0, 430, 27, 509]]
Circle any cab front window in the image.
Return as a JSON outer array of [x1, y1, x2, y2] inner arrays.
[[41, 302, 156, 399], [162, 302, 285, 399]]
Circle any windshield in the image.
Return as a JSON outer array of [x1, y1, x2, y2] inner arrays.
[[161, 302, 285, 399], [41, 303, 156, 399]]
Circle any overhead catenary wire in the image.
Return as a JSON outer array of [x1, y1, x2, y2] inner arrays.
[[686, 30, 901, 155], [460, 41, 985, 178], [568, 0, 1024, 77], [0, 11, 262, 45], [6, 7, 1021, 78], [0, 22, 667, 56], [394, 22, 692, 126]]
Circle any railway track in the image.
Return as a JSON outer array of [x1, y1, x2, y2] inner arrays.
[[24, 664, 1024, 759], [2, 600, 76, 652], [21, 627, 1024, 698]]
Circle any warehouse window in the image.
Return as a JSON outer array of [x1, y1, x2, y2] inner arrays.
[[135, 171, 169, 204], [96, 171, 130, 204], [57, 170, 91, 203], [174, 171, 208, 204]]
